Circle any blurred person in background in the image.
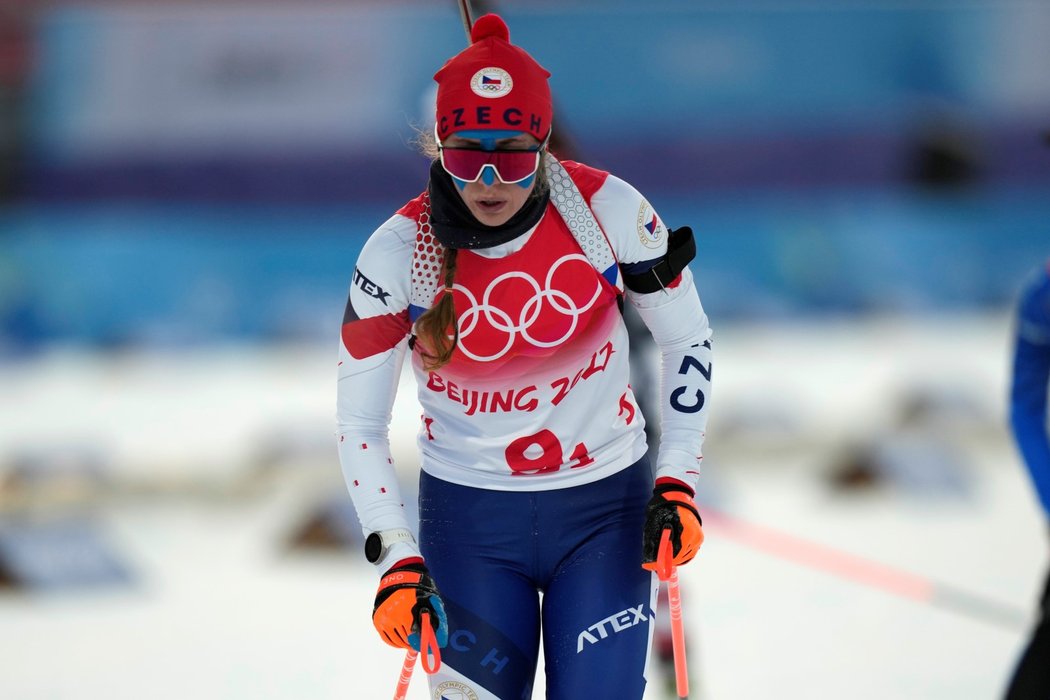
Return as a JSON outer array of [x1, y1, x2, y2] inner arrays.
[[1006, 259, 1050, 699], [336, 14, 711, 699]]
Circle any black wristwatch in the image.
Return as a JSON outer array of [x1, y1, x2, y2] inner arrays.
[[364, 528, 416, 564]]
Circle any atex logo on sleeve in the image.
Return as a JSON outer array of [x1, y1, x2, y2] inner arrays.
[[353, 267, 391, 305], [576, 603, 649, 653]]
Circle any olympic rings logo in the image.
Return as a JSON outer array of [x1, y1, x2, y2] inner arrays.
[[453, 254, 603, 362]]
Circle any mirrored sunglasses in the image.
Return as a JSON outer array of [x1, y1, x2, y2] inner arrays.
[[438, 146, 543, 184]]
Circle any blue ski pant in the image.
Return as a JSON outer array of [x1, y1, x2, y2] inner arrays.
[[418, 458, 657, 700]]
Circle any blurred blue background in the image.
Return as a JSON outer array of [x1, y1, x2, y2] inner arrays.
[[2, 0, 1047, 352]]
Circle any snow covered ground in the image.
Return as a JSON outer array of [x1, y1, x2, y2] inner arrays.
[[1, 313, 1046, 699]]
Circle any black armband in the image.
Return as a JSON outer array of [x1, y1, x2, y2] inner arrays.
[[621, 226, 696, 294]]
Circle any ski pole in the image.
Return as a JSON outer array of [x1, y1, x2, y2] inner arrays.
[[456, 0, 475, 39], [392, 650, 417, 700], [657, 529, 689, 699]]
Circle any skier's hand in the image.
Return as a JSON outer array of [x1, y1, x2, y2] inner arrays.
[[373, 559, 449, 651], [641, 482, 704, 571]]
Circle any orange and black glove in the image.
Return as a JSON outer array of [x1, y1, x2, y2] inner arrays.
[[372, 559, 449, 651], [642, 482, 704, 571]]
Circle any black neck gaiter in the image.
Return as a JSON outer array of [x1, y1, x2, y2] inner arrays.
[[427, 160, 550, 251]]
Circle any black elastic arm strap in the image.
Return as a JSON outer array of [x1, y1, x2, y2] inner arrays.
[[621, 226, 696, 294]]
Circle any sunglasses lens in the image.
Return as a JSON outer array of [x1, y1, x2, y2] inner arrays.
[[492, 151, 540, 182], [440, 149, 491, 181], [440, 149, 539, 183]]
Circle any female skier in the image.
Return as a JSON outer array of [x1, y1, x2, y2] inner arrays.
[[337, 14, 712, 699]]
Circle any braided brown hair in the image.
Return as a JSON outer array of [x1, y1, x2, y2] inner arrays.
[[414, 248, 460, 371]]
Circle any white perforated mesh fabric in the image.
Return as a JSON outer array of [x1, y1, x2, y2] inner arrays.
[[410, 192, 446, 311], [545, 153, 620, 289]]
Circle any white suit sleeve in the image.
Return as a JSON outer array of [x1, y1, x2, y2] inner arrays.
[[590, 174, 712, 493], [335, 216, 420, 571], [627, 269, 712, 492]]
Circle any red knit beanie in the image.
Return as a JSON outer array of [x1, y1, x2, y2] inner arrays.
[[434, 14, 552, 143]]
